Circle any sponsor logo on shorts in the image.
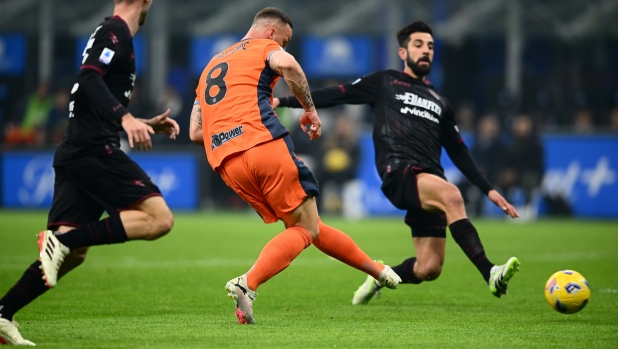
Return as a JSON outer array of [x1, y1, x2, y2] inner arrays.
[[211, 126, 244, 151]]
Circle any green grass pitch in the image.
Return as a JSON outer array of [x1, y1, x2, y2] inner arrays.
[[1, 211, 617, 348]]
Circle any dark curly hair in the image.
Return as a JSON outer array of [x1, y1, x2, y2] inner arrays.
[[397, 21, 433, 48]]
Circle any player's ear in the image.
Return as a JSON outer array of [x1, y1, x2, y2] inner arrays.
[[397, 47, 407, 61]]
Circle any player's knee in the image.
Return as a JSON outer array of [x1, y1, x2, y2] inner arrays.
[[158, 211, 174, 236], [425, 265, 443, 280], [292, 220, 319, 239], [306, 222, 319, 240], [443, 186, 464, 210], [416, 262, 443, 281], [149, 209, 174, 240]]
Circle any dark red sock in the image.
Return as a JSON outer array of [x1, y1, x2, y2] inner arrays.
[[0, 261, 49, 321], [449, 218, 494, 282], [55, 213, 127, 249], [391, 257, 423, 284]]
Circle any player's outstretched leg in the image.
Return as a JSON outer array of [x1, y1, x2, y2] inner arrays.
[[449, 217, 522, 297], [0, 319, 35, 346], [416, 173, 521, 297], [0, 197, 172, 335], [0, 259, 55, 339], [448, 218, 495, 282], [489, 257, 521, 298], [225, 224, 313, 324], [313, 221, 401, 290]]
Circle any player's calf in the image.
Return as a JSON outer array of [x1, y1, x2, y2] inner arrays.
[[58, 247, 89, 279]]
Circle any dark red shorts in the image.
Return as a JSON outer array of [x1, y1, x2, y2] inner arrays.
[[381, 163, 447, 238], [48, 150, 161, 229]]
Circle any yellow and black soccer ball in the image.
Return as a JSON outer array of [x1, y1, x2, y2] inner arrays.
[[544, 270, 590, 314]]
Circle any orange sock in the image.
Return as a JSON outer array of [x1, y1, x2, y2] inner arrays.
[[246, 226, 312, 291], [313, 220, 384, 279]]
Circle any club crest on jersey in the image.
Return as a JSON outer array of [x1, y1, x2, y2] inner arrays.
[[109, 32, 119, 46], [99, 48, 115, 65], [211, 126, 244, 151]]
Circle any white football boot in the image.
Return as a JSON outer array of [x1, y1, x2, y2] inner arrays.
[[37, 231, 69, 288], [224, 275, 257, 324], [352, 263, 401, 305], [0, 318, 35, 346], [378, 265, 401, 289]]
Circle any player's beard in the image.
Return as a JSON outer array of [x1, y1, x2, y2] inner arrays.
[[138, 9, 149, 26], [407, 54, 432, 78]]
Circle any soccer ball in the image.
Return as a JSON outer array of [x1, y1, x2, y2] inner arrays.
[[544, 270, 590, 314]]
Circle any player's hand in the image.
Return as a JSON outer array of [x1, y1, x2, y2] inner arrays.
[[488, 190, 519, 218], [143, 109, 180, 140], [271, 97, 280, 109], [300, 109, 321, 140], [121, 113, 154, 152]]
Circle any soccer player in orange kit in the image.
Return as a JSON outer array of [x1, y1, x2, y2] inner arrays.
[[189, 7, 401, 324]]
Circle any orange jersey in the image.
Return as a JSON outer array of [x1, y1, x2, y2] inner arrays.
[[195, 39, 289, 171]]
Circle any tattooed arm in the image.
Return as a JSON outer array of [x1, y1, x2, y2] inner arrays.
[[189, 103, 204, 145], [269, 51, 321, 140]]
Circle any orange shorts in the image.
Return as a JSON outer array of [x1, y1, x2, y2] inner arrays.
[[218, 135, 320, 223]]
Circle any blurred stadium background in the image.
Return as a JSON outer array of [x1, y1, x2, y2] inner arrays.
[[1, 0, 617, 219]]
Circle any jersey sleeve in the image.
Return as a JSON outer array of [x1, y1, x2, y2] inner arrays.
[[440, 103, 463, 147], [80, 24, 127, 76], [441, 102, 494, 194], [75, 24, 131, 122], [264, 42, 284, 74], [278, 71, 383, 108]]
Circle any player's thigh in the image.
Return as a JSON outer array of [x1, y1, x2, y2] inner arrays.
[[218, 152, 280, 224], [63, 151, 163, 212], [381, 164, 423, 211], [416, 172, 460, 212], [249, 136, 319, 222], [128, 195, 172, 220], [405, 206, 447, 234], [48, 166, 105, 230]]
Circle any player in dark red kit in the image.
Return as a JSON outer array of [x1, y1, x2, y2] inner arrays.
[[0, 0, 179, 345], [273, 21, 521, 305]]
